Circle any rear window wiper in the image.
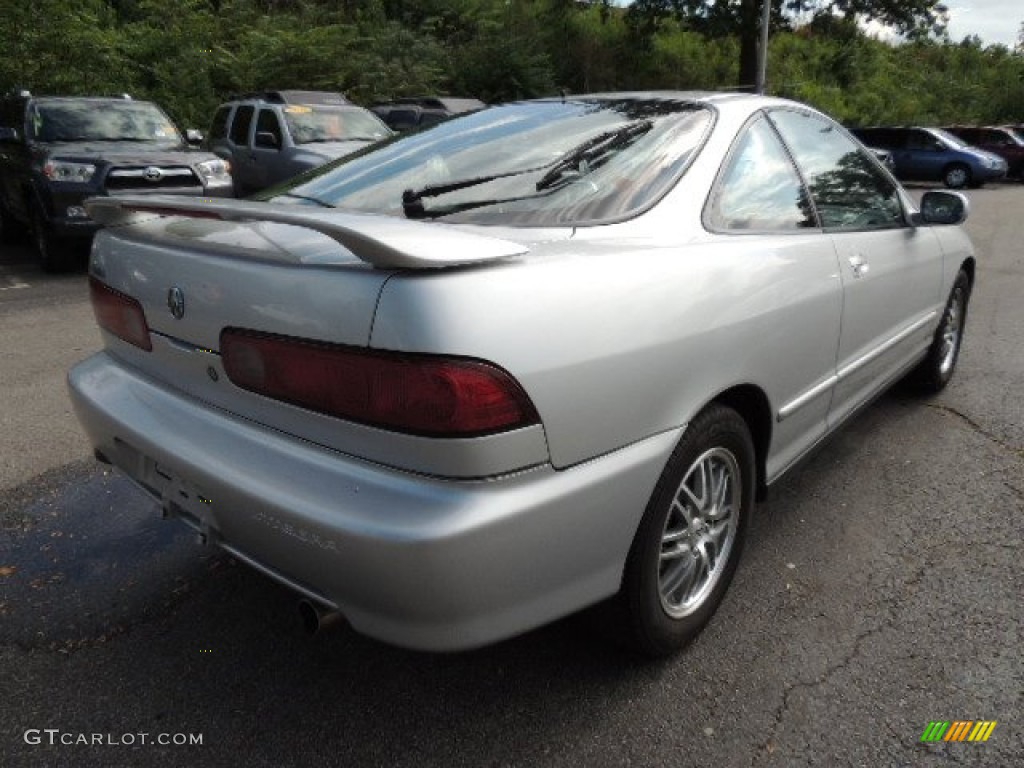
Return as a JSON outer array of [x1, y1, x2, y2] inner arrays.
[[400, 121, 654, 218], [401, 164, 553, 218], [534, 120, 653, 191]]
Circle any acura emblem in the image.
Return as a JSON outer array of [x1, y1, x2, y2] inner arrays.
[[167, 286, 185, 319], [143, 166, 163, 182]]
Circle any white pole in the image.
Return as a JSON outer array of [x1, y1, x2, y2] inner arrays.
[[756, 0, 771, 94]]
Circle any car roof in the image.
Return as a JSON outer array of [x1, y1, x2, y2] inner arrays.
[[231, 90, 349, 106], [31, 95, 156, 105], [374, 96, 486, 113]]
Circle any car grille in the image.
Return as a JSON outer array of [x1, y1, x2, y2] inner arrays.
[[105, 166, 201, 191]]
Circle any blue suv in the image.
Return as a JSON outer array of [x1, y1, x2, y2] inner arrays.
[[850, 126, 1007, 189]]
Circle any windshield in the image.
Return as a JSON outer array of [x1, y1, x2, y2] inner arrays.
[[30, 100, 182, 143], [283, 105, 391, 143], [266, 98, 713, 226]]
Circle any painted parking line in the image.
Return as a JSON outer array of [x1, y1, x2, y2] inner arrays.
[[0, 268, 30, 290]]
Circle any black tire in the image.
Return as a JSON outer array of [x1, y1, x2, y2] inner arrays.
[[907, 269, 971, 394], [943, 163, 971, 190], [31, 207, 74, 273], [620, 404, 755, 657]]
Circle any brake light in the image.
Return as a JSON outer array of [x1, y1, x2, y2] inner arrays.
[[89, 276, 152, 351], [220, 328, 539, 437]]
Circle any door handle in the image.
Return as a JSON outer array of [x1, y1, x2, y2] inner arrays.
[[848, 254, 869, 278]]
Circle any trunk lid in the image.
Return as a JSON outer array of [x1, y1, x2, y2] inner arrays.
[[85, 203, 557, 477]]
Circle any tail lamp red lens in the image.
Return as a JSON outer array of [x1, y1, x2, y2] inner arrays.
[[89, 276, 152, 351], [220, 328, 539, 437]]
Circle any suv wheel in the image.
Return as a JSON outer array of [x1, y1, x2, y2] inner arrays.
[[943, 163, 971, 189], [31, 207, 74, 273]]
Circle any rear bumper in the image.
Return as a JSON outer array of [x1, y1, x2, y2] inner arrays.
[[68, 353, 677, 651]]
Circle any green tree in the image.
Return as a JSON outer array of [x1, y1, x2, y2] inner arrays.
[[625, 0, 946, 89]]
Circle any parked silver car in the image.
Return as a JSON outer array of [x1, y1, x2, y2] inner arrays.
[[70, 92, 974, 656]]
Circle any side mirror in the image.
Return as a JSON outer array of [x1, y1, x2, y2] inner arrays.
[[185, 128, 204, 146], [916, 190, 969, 226], [0, 126, 19, 143], [254, 131, 280, 150]]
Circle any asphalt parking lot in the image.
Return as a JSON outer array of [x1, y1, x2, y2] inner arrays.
[[1, 187, 1021, 767]]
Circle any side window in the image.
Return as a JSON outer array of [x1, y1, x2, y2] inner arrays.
[[959, 128, 979, 145], [707, 116, 816, 232], [255, 108, 283, 147], [907, 130, 941, 151], [769, 110, 904, 232], [418, 112, 447, 128], [853, 128, 878, 148], [209, 106, 231, 141], [385, 109, 419, 131], [229, 105, 254, 145], [880, 129, 905, 149]]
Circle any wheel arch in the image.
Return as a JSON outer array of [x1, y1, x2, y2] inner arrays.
[[960, 256, 976, 290], [942, 161, 971, 188], [709, 384, 772, 502]]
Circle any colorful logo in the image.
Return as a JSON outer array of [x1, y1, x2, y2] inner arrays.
[[920, 721, 997, 742]]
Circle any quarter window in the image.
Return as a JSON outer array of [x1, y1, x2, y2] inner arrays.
[[769, 110, 904, 232], [708, 116, 815, 231]]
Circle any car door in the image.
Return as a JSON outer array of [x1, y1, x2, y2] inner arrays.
[[705, 114, 843, 479], [207, 105, 233, 162], [902, 129, 950, 182], [768, 109, 943, 429], [249, 107, 287, 191]]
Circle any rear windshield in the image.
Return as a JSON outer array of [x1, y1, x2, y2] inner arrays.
[[269, 98, 714, 226], [282, 106, 391, 144], [30, 100, 181, 143]]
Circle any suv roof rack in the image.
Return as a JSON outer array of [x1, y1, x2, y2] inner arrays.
[[233, 90, 348, 106]]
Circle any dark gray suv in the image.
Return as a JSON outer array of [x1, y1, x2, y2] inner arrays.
[[0, 92, 233, 271], [370, 96, 486, 132], [208, 91, 392, 197]]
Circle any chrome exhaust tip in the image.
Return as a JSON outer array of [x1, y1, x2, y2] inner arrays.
[[298, 599, 343, 635]]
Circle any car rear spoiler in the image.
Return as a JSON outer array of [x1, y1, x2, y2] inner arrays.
[[84, 195, 529, 270]]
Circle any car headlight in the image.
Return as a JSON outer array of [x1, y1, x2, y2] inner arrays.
[[43, 160, 96, 183], [197, 158, 231, 183]]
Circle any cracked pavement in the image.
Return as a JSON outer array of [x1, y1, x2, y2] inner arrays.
[[1, 186, 1021, 767]]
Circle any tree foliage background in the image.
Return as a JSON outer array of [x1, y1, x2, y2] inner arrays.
[[0, 0, 1021, 129]]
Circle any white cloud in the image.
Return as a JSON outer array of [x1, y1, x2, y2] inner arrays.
[[940, 1, 1022, 48]]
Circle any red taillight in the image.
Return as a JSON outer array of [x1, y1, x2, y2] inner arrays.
[[89, 276, 152, 351], [220, 328, 539, 437]]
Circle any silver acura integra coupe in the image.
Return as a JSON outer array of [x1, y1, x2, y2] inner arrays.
[[69, 93, 974, 656]]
